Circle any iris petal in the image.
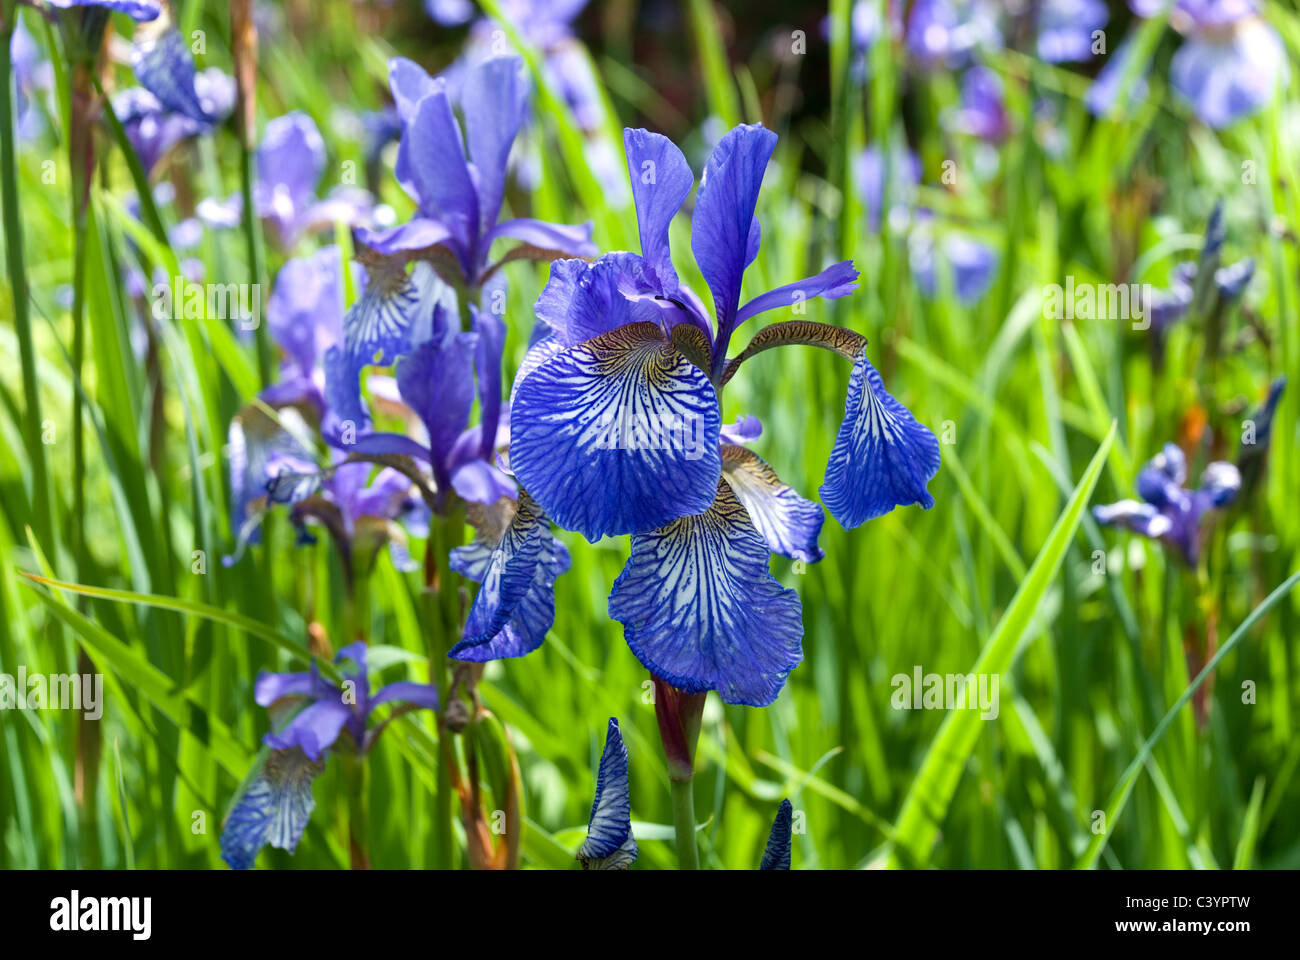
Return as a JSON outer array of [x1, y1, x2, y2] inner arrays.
[[341, 261, 422, 372], [218, 747, 325, 870], [1170, 22, 1286, 129], [394, 333, 478, 485], [130, 27, 210, 122], [401, 85, 479, 260], [722, 445, 824, 563], [463, 55, 529, 232], [1092, 499, 1173, 539], [691, 124, 778, 350], [820, 352, 940, 528], [624, 127, 694, 294], [735, 260, 860, 325], [578, 718, 638, 870], [263, 700, 352, 761], [760, 798, 793, 870], [608, 480, 804, 706], [449, 493, 570, 659], [510, 322, 722, 541]]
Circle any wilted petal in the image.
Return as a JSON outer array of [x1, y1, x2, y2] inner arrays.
[[577, 718, 638, 870], [820, 352, 939, 528], [219, 747, 325, 870], [760, 798, 793, 870], [608, 481, 804, 706], [722, 445, 824, 563], [510, 322, 722, 541]]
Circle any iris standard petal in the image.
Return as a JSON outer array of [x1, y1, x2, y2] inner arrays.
[[624, 127, 694, 294], [510, 321, 723, 541], [691, 124, 778, 350], [450, 493, 570, 659], [577, 718, 638, 869], [820, 352, 940, 528], [263, 699, 352, 761], [760, 798, 793, 870], [388, 57, 438, 123], [353, 218, 453, 257], [402, 87, 479, 261], [219, 747, 325, 870], [722, 445, 825, 563], [394, 333, 478, 485], [735, 260, 860, 325], [462, 55, 529, 233], [608, 480, 804, 706], [254, 112, 325, 236]]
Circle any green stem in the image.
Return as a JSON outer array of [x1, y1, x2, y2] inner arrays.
[[0, 4, 54, 551], [426, 503, 465, 869], [670, 778, 699, 870], [238, 130, 271, 386]]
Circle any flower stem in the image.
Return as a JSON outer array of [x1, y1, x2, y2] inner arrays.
[[425, 502, 465, 869], [670, 777, 699, 870]]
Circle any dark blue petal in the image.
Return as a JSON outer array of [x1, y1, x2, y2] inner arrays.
[[578, 718, 637, 869], [623, 127, 694, 294], [1197, 461, 1241, 508], [471, 305, 505, 460], [608, 481, 804, 706], [218, 748, 325, 870], [510, 322, 722, 541], [450, 493, 570, 659], [130, 26, 209, 122], [394, 333, 478, 485], [820, 352, 940, 528], [735, 260, 859, 325], [690, 124, 777, 352], [462, 55, 529, 233], [722, 445, 824, 563], [760, 798, 793, 870], [1092, 499, 1172, 540]]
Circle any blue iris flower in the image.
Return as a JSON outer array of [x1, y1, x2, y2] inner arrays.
[[759, 798, 793, 870], [577, 718, 637, 870], [219, 643, 439, 869], [1089, 1, 1288, 128], [112, 68, 235, 174], [508, 124, 939, 705], [1093, 443, 1240, 566], [339, 53, 596, 381], [43, 0, 161, 19]]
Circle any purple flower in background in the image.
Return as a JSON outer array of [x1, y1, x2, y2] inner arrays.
[[202, 112, 374, 247], [11, 17, 54, 142], [112, 68, 235, 173], [43, 0, 161, 19], [1090, 0, 1287, 127], [510, 124, 938, 705], [950, 65, 1011, 142], [1093, 443, 1240, 565], [905, 0, 1001, 68], [910, 219, 998, 304], [857, 145, 921, 233], [219, 643, 438, 869], [1037, 0, 1107, 63], [1086, 36, 1152, 117]]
